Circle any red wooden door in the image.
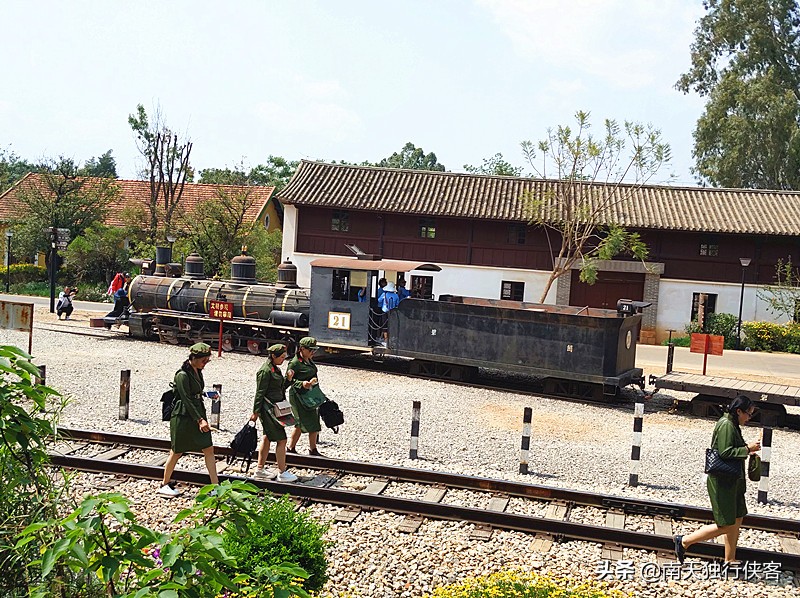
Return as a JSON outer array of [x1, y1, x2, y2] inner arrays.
[[569, 270, 644, 309]]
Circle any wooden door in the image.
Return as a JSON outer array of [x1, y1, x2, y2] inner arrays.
[[569, 270, 644, 309]]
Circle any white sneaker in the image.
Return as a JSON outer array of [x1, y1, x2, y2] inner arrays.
[[157, 484, 181, 497], [65, 316, 70, 320], [276, 469, 298, 482], [253, 468, 276, 479]]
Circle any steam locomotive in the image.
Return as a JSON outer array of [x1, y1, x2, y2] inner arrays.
[[119, 248, 649, 400]]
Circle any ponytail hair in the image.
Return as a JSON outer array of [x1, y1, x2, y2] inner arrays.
[[727, 394, 754, 417]]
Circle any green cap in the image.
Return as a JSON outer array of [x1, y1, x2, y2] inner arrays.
[[299, 337, 318, 350], [268, 343, 287, 355], [189, 342, 212, 358]]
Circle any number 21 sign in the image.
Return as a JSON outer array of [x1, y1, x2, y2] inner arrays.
[[328, 311, 351, 330]]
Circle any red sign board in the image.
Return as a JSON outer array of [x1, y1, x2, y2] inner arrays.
[[209, 301, 234, 320], [690, 333, 724, 356]]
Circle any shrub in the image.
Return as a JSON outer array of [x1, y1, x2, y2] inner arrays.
[[662, 335, 691, 347], [425, 570, 627, 598], [0, 263, 48, 285], [740, 320, 800, 353], [223, 495, 330, 593], [683, 313, 739, 349]]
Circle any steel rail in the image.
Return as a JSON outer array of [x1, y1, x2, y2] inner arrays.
[[48, 452, 800, 571], [56, 427, 800, 535]]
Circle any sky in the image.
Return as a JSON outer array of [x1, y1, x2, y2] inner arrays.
[[1, 0, 707, 185]]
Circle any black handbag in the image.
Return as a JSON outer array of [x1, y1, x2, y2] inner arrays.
[[318, 399, 344, 433], [160, 388, 175, 421], [705, 448, 742, 477], [228, 421, 258, 473]]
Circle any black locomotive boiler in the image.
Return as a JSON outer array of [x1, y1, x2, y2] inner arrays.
[[123, 251, 649, 400]]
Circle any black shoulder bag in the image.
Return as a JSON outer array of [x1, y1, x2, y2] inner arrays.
[[704, 427, 742, 478]]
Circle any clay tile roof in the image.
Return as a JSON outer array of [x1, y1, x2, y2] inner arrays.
[[278, 160, 800, 236], [0, 173, 275, 228]]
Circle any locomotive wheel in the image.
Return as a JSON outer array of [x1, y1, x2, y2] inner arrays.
[[247, 340, 263, 354], [221, 334, 236, 352], [160, 329, 180, 345]]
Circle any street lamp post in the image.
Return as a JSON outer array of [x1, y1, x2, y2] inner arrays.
[[5, 229, 13, 294], [166, 234, 176, 258], [736, 257, 752, 350]]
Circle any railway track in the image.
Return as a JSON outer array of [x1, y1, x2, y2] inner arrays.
[[52, 428, 800, 572]]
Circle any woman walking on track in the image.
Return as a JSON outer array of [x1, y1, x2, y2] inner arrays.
[[158, 342, 219, 497], [250, 343, 298, 482], [674, 395, 761, 564], [287, 337, 324, 456]]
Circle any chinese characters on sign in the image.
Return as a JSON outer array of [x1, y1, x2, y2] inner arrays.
[[595, 559, 781, 583], [209, 301, 234, 320]]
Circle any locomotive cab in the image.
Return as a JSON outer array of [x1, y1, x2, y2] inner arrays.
[[308, 258, 441, 350]]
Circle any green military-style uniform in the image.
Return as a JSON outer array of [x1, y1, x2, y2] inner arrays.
[[253, 360, 291, 441], [707, 413, 749, 526], [170, 363, 212, 453], [287, 354, 322, 433]]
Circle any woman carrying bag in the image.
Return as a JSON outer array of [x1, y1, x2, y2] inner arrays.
[[287, 337, 325, 456], [674, 395, 761, 564], [250, 343, 298, 482], [158, 343, 219, 497]]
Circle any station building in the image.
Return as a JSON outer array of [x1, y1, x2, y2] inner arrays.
[[277, 160, 800, 344]]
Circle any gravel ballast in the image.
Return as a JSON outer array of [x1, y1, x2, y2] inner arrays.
[[3, 306, 799, 596]]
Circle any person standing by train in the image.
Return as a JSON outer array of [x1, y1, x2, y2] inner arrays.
[[249, 343, 298, 482], [158, 342, 219, 497], [287, 337, 324, 456], [674, 395, 761, 564]]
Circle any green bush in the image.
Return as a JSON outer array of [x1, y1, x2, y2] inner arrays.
[[683, 313, 739, 349], [662, 335, 691, 347], [741, 320, 800, 353], [0, 263, 48, 285], [223, 495, 330, 593], [425, 570, 626, 598]]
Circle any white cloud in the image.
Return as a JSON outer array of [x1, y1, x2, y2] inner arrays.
[[250, 75, 363, 141], [475, 0, 703, 89]]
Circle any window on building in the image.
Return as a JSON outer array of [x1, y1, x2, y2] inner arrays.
[[690, 292, 717, 327], [331, 210, 350, 232], [410, 275, 433, 299], [507, 224, 526, 245], [419, 217, 436, 239], [699, 242, 719, 256], [501, 281, 525, 301]]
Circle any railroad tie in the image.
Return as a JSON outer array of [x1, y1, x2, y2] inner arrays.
[[469, 494, 510, 541], [601, 509, 626, 561], [758, 427, 773, 505], [653, 516, 674, 565], [778, 534, 800, 557], [532, 499, 570, 554], [93, 447, 129, 461], [334, 478, 389, 524], [628, 401, 644, 487], [519, 406, 532, 474], [398, 486, 447, 533]]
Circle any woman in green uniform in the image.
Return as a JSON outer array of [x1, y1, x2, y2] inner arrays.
[[287, 337, 324, 456], [158, 343, 219, 497], [674, 395, 761, 563], [249, 343, 298, 482]]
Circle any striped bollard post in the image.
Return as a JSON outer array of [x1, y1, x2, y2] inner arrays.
[[629, 401, 644, 486], [519, 407, 532, 474], [36, 364, 46, 387], [758, 427, 772, 504], [210, 383, 222, 429], [409, 400, 421, 459], [118, 369, 131, 420]]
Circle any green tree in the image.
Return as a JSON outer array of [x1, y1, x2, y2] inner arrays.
[[464, 153, 523, 176], [0, 148, 37, 194], [758, 257, 800, 320], [521, 111, 670, 302], [63, 223, 129, 284], [200, 156, 299, 192], [79, 149, 118, 179], [128, 104, 193, 242], [676, 0, 800, 189], [378, 142, 446, 171], [12, 157, 118, 261]]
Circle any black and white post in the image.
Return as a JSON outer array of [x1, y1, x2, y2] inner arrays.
[[119, 369, 131, 420], [409, 400, 421, 459], [36, 364, 46, 387], [758, 427, 773, 504], [210, 383, 222, 429], [629, 401, 644, 486], [519, 407, 532, 474]]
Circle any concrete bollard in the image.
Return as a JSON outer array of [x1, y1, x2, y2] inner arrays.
[[119, 369, 130, 420], [209, 383, 222, 429], [519, 407, 532, 474], [409, 400, 421, 459], [758, 427, 773, 504], [628, 402, 644, 486]]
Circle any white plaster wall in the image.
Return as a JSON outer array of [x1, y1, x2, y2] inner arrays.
[[656, 279, 788, 340], [281, 204, 299, 266]]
